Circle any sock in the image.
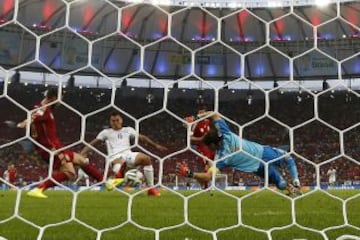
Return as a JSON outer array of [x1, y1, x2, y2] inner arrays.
[[115, 170, 123, 178], [81, 164, 103, 182], [286, 157, 300, 184], [144, 165, 154, 187], [73, 177, 80, 185], [85, 178, 90, 187], [38, 172, 69, 190], [112, 163, 122, 178]]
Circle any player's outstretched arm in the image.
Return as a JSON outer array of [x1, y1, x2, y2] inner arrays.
[[185, 111, 221, 123], [138, 134, 168, 152], [190, 135, 205, 143], [80, 138, 102, 157], [176, 162, 214, 182], [17, 107, 50, 128], [17, 119, 28, 128], [197, 111, 221, 121]]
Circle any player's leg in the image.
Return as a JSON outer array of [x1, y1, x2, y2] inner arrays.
[[329, 177, 335, 187], [281, 156, 300, 187], [133, 152, 160, 196], [105, 157, 126, 191], [73, 168, 85, 186], [202, 164, 209, 189], [111, 158, 126, 178], [85, 176, 90, 187], [264, 147, 300, 187], [28, 153, 76, 198], [73, 152, 103, 183], [255, 164, 287, 190], [197, 145, 214, 189], [268, 165, 287, 190], [73, 174, 81, 186], [134, 152, 153, 186]]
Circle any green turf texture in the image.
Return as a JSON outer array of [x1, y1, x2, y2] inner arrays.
[[0, 189, 359, 240]]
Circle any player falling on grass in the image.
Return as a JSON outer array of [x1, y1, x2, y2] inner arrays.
[[185, 107, 215, 189], [80, 111, 167, 196], [177, 111, 302, 196], [17, 88, 104, 198]]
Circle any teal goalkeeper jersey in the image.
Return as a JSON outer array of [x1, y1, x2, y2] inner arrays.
[[214, 119, 264, 173]]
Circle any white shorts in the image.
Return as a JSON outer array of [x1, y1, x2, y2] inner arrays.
[[329, 177, 336, 184], [108, 151, 139, 168]]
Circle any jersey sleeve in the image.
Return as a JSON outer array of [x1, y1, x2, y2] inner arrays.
[[213, 119, 231, 135], [215, 160, 228, 170], [128, 127, 137, 137], [31, 107, 49, 123], [96, 129, 108, 141]]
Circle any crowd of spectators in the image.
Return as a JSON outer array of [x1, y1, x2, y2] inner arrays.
[[1, 84, 359, 188]]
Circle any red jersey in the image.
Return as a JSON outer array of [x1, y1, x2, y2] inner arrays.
[[192, 119, 211, 139], [31, 103, 63, 149], [192, 119, 214, 162], [8, 168, 16, 183]]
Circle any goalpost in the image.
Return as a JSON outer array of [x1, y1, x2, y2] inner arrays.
[[0, 0, 360, 239]]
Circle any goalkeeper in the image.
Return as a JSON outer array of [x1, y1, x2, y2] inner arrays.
[[177, 111, 301, 195]]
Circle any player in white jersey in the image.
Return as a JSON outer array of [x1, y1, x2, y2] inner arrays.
[[81, 111, 167, 196], [327, 167, 336, 186]]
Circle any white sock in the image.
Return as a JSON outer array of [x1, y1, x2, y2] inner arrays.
[[112, 163, 121, 176], [144, 165, 154, 187], [293, 178, 300, 187], [73, 177, 80, 185], [85, 178, 90, 187]]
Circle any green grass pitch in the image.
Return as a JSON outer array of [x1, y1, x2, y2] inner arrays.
[[0, 189, 359, 240]]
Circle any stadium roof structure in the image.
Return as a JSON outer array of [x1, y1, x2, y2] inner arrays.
[[121, 0, 354, 8], [0, 0, 359, 88]]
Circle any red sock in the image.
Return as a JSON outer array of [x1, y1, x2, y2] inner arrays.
[[38, 172, 69, 190], [203, 181, 209, 189], [81, 164, 103, 182], [115, 170, 123, 178], [115, 163, 126, 178]]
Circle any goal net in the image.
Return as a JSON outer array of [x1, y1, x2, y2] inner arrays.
[[0, 0, 359, 239]]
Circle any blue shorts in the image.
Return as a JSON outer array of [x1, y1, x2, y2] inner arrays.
[[255, 146, 287, 189], [262, 146, 287, 163]]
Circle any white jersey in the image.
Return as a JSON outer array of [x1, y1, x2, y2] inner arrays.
[[327, 169, 336, 183], [96, 127, 137, 155]]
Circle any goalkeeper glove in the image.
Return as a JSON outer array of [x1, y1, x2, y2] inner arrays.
[[185, 115, 200, 123]]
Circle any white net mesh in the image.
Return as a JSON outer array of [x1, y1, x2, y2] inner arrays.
[[0, 0, 360, 239]]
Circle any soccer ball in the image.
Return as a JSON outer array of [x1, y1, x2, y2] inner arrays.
[[124, 169, 144, 187]]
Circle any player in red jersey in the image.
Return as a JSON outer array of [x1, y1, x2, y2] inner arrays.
[[17, 88, 104, 198], [8, 164, 16, 188], [2, 164, 17, 189], [185, 107, 214, 189]]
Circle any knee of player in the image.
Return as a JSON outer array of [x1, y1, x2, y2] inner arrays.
[[277, 179, 287, 190], [64, 171, 77, 181], [204, 173, 213, 182], [75, 154, 89, 166], [141, 155, 152, 165], [285, 156, 296, 165]]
